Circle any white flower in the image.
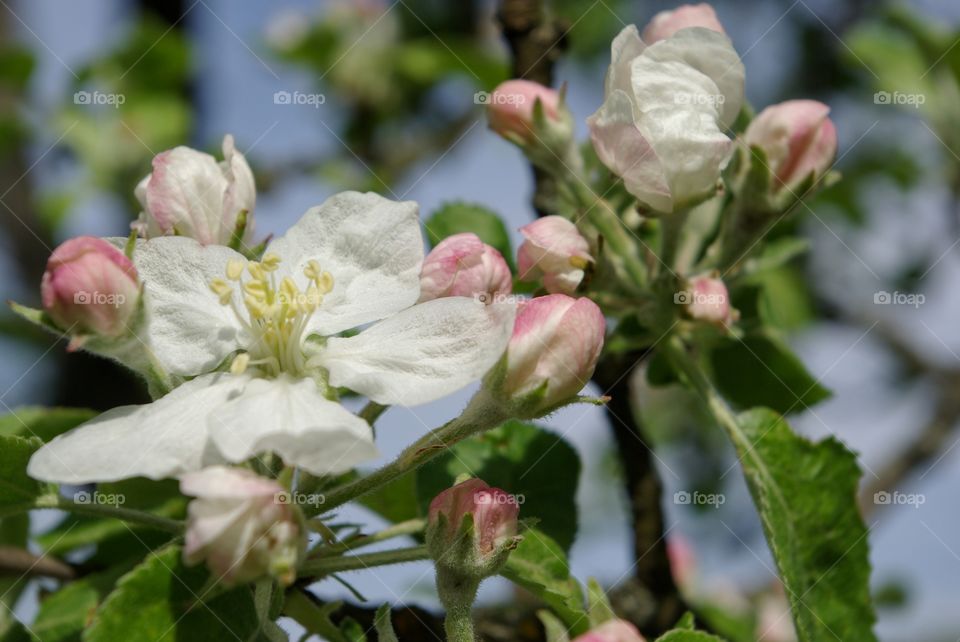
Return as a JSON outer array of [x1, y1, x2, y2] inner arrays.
[[134, 134, 256, 247], [587, 25, 744, 213], [28, 192, 516, 483]]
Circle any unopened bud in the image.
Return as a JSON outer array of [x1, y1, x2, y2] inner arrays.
[[517, 216, 592, 295], [419, 233, 512, 303]]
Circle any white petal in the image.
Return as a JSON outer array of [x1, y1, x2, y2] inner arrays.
[[317, 297, 516, 406], [642, 27, 744, 130], [605, 25, 647, 97], [134, 236, 246, 375], [207, 376, 377, 476], [144, 146, 229, 245], [587, 90, 672, 212], [26, 374, 244, 484], [219, 134, 257, 246], [265, 191, 423, 335]]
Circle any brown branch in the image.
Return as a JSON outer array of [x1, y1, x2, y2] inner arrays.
[[0, 546, 76, 581]]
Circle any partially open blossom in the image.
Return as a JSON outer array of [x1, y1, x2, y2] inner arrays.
[[181, 466, 302, 586], [41, 236, 139, 339], [419, 233, 512, 302], [427, 478, 519, 578], [681, 274, 736, 326], [641, 3, 725, 43], [572, 620, 646, 642], [487, 79, 562, 143], [517, 216, 592, 295], [134, 134, 256, 247], [588, 25, 744, 213], [490, 294, 605, 415], [744, 100, 837, 192]]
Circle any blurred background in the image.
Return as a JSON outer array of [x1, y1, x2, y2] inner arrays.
[[2, 0, 960, 640]]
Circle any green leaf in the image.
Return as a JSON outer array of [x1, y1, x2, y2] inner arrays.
[[709, 334, 830, 414], [586, 578, 616, 627], [733, 409, 877, 642], [0, 436, 43, 511], [84, 545, 261, 642], [416, 421, 580, 550], [500, 528, 588, 635], [0, 514, 28, 637], [374, 604, 398, 642], [359, 471, 421, 525], [32, 565, 132, 642], [654, 631, 728, 642], [673, 612, 696, 629], [424, 201, 515, 270], [0, 407, 96, 441]]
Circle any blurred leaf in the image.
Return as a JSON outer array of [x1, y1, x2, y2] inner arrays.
[[425, 201, 515, 270], [501, 528, 587, 636], [0, 435, 43, 510], [416, 421, 580, 550], [731, 409, 876, 642], [710, 334, 830, 414], [0, 46, 34, 91], [654, 631, 727, 641], [359, 471, 421, 524], [0, 514, 28, 637], [84, 545, 260, 642], [0, 407, 96, 441], [32, 565, 131, 642], [757, 267, 815, 332]]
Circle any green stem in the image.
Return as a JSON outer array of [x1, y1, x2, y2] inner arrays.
[[320, 391, 509, 511], [437, 573, 480, 642], [658, 208, 689, 277], [310, 519, 425, 558], [34, 494, 183, 534], [299, 545, 429, 577]]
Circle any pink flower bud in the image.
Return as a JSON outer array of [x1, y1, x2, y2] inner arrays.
[[681, 274, 736, 326], [573, 619, 646, 642], [518, 216, 592, 295], [499, 294, 605, 412], [744, 100, 837, 192], [133, 134, 256, 246], [40, 237, 139, 338], [487, 79, 562, 143], [181, 466, 301, 586], [419, 233, 513, 303], [641, 3, 726, 43], [428, 478, 520, 557]]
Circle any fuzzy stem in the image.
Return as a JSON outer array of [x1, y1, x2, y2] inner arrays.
[[437, 572, 480, 642], [33, 494, 184, 533], [299, 545, 429, 577]]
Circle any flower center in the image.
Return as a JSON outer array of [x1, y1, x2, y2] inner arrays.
[[209, 253, 333, 377]]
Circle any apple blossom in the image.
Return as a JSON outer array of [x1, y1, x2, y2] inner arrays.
[[40, 236, 140, 339], [744, 99, 837, 192], [487, 294, 605, 416], [517, 216, 592, 294], [641, 3, 725, 43], [133, 134, 256, 247], [572, 620, 646, 642], [681, 274, 736, 326], [181, 466, 302, 586], [587, 25, 744, 212], [487, 79, 562, 143], [427, 478, 520, 559], [28, 192, 516, 484], [419, 233, 512, 302]]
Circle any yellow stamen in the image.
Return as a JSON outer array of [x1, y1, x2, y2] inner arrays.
[[230, 353, 250, 374], [226, 259, 245, 281], [261, 253, 281, 272], [209, 278, 233, 305]]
